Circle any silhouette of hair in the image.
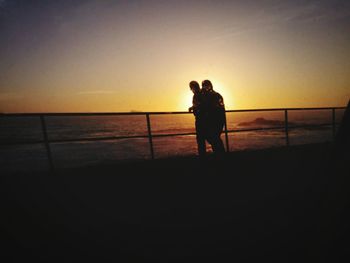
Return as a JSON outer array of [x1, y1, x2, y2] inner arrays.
[[202, 79, 213, 92], [189, 81, 200, 93]]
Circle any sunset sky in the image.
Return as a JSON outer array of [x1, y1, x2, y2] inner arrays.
[[0, 0, 349, 113]]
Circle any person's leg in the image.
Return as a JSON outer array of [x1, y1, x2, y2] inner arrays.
[[196, 134, 206, 156], [211, 121, 225, 154], [196, 121, 206, 156], [215, 135, 225, 153], [211, 134, 225, 154], [205, 133, 216, 153]]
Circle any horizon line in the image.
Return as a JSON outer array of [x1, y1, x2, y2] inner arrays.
[[1, 104, 347, 116]]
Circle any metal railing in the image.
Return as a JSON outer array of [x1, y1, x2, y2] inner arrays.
[[0, 107, 345, 171]]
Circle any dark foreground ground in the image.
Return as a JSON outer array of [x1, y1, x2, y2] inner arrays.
[[1, 142, 350, 262]]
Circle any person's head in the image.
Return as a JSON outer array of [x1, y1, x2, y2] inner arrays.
[[189, 81, 200, 94], [202, 79, 213, 92]]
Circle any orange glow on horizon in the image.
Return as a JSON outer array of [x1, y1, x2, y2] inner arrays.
[[0, 1, 349, 113]]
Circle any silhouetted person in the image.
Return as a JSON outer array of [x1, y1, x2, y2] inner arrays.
[[189, 81, 206, 156], [334, 99, 350, 157], [315, 101, 350, 261], [201, 79, 226, 154]]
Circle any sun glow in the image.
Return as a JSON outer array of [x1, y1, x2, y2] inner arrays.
[[180, 91, 194, 112], [178, 80, 234, 112], [211, 82, 234, 110]]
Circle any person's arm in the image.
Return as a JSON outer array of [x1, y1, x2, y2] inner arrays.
[[218, 94, 225, 109], [190, 94, 201, 113], [212, 93, 224, 109]]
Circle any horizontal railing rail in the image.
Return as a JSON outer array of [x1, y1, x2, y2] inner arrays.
[[1, 106, 346, 117], [1, 106, 346, 172]]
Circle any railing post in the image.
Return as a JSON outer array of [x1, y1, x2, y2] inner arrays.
[[40, 115, 54, 172], [284, 109, 289, 146], [332, 108, 336, 140], [224, 111, 230, 152], [146, 113, 155, 160]]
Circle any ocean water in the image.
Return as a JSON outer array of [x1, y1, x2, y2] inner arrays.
[[0, 109, 345, 173]]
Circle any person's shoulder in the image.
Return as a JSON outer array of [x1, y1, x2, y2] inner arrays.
[[194, 93, 202, 100], [212, 91, 222, 99], [215, 91, 223, 97]]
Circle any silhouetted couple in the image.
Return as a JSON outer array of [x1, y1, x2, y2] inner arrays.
[[189, 80, 226, 156]]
